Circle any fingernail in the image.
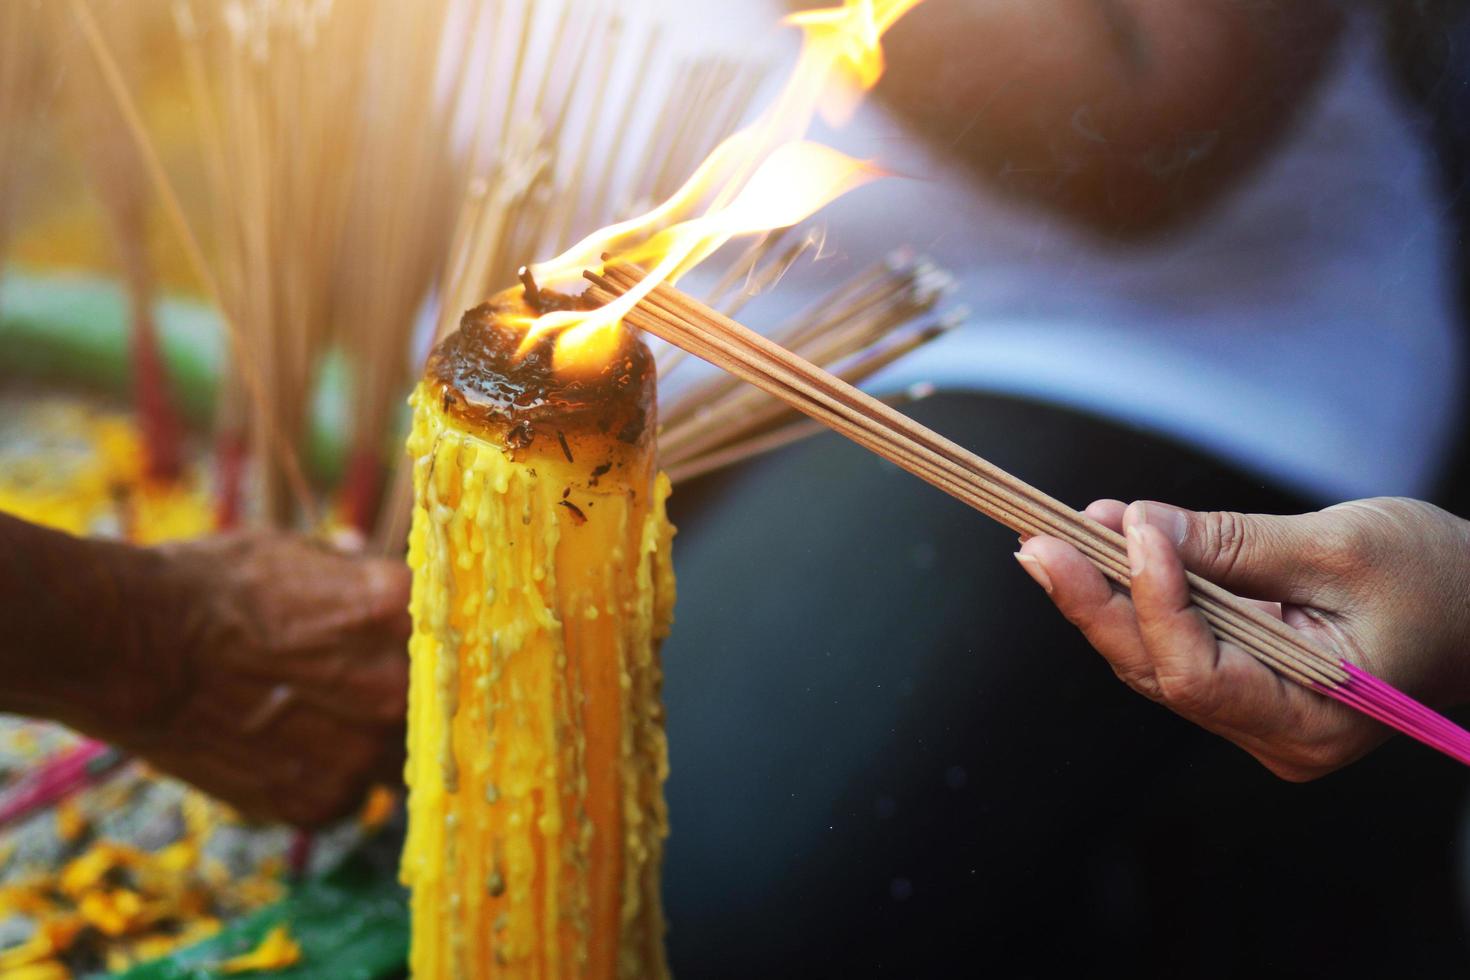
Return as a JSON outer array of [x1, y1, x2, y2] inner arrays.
[[1014, 552, 1053, 594], [1131, 500, 1189, 546], [1126, 526, 1147, 578]]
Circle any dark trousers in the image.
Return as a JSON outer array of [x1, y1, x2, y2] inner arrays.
[[659, 393, 1470, 978]]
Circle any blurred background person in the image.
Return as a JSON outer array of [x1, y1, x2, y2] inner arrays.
[[660, 1, 1470, 976]]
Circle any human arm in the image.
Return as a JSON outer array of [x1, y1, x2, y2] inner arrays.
[[0, 512, 409, 825], [1015, 497, 1470, 778]]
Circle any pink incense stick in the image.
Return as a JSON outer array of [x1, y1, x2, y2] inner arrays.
[[0, 739, 125, 829], [288, 829, 315, 879], [1317, 663, 1470, 766]]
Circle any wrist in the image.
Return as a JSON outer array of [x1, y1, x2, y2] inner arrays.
[[29, 541, 193, 743], [1393, 503, 1470, 710], [0, 514, 200, 745]]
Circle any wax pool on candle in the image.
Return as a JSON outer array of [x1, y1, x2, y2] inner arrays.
[[402, 290, 675, 979]]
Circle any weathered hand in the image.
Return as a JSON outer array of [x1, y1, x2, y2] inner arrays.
[[1016, 497, 1470, 779], [121, 532, 410, 826]]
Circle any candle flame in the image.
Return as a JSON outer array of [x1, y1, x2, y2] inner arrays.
[[519, 0, 924, 374]]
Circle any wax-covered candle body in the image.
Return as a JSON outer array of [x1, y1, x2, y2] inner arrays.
[[402, 292, 675, 979]]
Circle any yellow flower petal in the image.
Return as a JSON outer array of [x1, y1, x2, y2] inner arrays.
[[218, 924, 303, 975]]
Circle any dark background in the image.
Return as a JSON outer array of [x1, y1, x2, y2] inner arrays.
[[663, 395, 1469, 978]]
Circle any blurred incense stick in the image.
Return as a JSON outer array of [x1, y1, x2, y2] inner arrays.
[[54, 0, 951, 547], [172, 0, 370, 526], [333, 1, 476, 530], [57, 0, 186, 480], [662, 382, 936, 484], [0, 0, 47, 279], [68, 0, 320, 525]]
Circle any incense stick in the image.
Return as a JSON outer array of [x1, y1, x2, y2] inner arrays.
[[588, 266, 1470, 768], [658, 250, 955, 479], [55, 1, 185, 481], [0, 740, 125, 831], [0, 0, 46, 280], [73, 0, 319, 526], [334, 0, 477, 530], [662, 383, 936, 484], [170, 0, 369, 526]]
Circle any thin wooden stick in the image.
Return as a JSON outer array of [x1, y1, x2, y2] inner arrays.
[[664, 418, 826, 484]]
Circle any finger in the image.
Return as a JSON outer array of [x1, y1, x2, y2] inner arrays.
[[1017, 537, 1161, 699], [1126, 522, 1307, 733], [1022, 499, 1124, 544], [270, 765, 363, 828], [274, 560, 412, 647], [286, 635, 409, 724], [1248, 598, 1285, 620], [244, 710, 386, 826], [1096, 501, 1277, 621], [351, 559, 413, 632], [1083, 499, 1126, 531], [1123, 501, 1335, 604], [137, 736, 277, 821]]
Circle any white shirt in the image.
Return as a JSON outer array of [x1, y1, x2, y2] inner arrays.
[[676, 6, 1463, 503]]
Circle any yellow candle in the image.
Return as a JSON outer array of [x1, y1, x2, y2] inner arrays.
[[401, 291, 675, 979]]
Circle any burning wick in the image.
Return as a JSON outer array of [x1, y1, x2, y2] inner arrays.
[[517, 0, 923, 368], [516, 265, 541, 308]]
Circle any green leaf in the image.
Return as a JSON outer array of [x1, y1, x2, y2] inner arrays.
[[112, 851, 408, 980]]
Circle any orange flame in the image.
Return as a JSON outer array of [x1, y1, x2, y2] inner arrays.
[[521, 0, 925, 373]]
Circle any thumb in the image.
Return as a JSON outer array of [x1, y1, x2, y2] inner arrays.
[[1123, 501, 1331, 604]]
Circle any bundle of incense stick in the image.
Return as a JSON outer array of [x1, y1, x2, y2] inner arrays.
[[587, 266, 1470, 768], [55, 0, 185, 481], [658, 240, 959, 482], [338, 0, 674, 531], [0, 740, 124, 830], [70, 0, 949, 548], [172, 0, 371, 527], [333, 0, 484, 530]]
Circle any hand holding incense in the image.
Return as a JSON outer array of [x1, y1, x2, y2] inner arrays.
[[1023, 496, 1470, 779], [589, 267, 1470, 769]]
